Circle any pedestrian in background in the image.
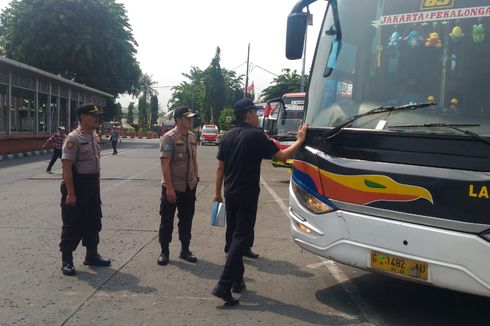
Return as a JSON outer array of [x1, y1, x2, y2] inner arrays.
[[157, 106, 200, 266], [42, 126, 66, 174], [212, 98, 307, 305], [59, 104, 111, 276], [109, 126, 119, 155]]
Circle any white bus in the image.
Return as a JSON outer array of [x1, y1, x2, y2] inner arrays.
[[286, 0, 490, 297]]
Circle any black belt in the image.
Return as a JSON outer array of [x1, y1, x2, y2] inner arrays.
[[74, 173, 100, 180]]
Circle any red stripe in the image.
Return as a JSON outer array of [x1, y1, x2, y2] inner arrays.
[[321, 176, 418, 205]]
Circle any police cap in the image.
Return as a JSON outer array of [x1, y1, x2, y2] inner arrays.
[[77, 104, 104, 117], [174, 106, 196, 119]]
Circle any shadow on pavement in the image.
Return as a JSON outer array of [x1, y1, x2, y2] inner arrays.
[[227, 290, 363, 325], [75, 267, 157, 294], [172, 258, 223, 280], [245, 256, 315, 278]]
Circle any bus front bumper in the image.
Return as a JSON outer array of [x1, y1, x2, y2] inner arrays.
[[288, 186, 490, 298]]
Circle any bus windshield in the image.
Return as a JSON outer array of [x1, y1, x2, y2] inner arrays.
[[306, 0, 490, 138]]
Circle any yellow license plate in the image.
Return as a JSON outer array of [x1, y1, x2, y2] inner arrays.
[[371, 251, 428, 281]]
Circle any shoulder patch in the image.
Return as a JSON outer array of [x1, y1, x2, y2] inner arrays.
[[66, 140, 75, 150], [163, 143, 172, 152]]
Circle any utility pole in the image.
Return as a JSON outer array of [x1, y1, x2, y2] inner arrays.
[[244, 43, 250, 98], [300, 9, 313, 92]]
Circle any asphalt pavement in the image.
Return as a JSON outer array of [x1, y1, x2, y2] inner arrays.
[[0, 139, 488, 326]]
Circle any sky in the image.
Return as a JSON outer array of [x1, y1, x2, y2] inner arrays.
[[0, 0, 327, 112]]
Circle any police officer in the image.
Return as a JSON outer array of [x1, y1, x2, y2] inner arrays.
[[211, 99, 307, 305], [157, 106, 199, 266], [60, 104, 111, 276]]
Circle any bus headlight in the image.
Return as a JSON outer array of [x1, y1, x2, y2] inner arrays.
[[292, 180, 335, 214]]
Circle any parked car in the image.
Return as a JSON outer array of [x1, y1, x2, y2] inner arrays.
[[200, 124, 219, 145]]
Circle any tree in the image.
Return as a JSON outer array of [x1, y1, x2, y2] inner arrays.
[[103, 98, 122, 122], [137, 73, 158, 101], [127, 102, 135, 124], [137, 96, 147, 129], [168, 60, 243, 128], [0, 0, 141, 96], [259, 69, 308, 101], [150, 95, 159, 127], [218, 107, 234, 131], [203, 47, 225, 123]]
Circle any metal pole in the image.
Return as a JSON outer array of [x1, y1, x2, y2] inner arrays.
[[244, 43, 250, 98], [300, 10, 313, 92], [7, 70, 11, 135]]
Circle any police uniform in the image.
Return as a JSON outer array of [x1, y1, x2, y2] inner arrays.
[[158, 107, 199, 265], [59, 104, 111, 276]]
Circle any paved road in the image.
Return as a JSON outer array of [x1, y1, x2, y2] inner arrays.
[[0, 140, 488, 325]]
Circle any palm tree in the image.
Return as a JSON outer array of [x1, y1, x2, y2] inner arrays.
[[137, 73, 159, 100]]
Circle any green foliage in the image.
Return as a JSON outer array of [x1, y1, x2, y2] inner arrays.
[[127, 102, 135, 124], [169, 50, 242, 127], [0, 0, 141, 95], [218, 107, 235, 131], [137, 73, 158, 100], [203, 47, 225, 123], [259, 69, 308, 101], [150, 94, 159, 126], [103, 98, 122, 122], [137, 96, 147, 128]]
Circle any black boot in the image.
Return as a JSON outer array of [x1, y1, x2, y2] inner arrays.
[[179, 250, 197, 263], [212, 283, 239, 306], [61, 261, 76, 276], [243, 248, 259, 258], [158, 248, 169, 266], [84, 247, 111, 266], [61, 252, 76, 276], [180, 243, 197, 263]]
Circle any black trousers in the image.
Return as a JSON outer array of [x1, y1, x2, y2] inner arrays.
[[59, 175, 102, 253], [224, 203, 256, 253], [47, 148, 62, 171], [159, 185, 196, 251], [218, 193, 259, 288], [111, 140, 118, 154]]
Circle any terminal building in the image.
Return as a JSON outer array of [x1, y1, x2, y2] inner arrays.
[[0, 56, 112, 154]]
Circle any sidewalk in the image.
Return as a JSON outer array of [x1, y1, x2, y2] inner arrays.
[[0, 149, 52, 161], [0, 138, 159, 162]]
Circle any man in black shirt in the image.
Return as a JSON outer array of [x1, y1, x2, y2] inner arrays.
[[212, 98, 307, 305]]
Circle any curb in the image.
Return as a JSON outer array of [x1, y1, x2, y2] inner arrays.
[[0, 149, 52, 161]]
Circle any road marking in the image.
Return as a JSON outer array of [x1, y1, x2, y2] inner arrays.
[[260, 176, 385, 326]]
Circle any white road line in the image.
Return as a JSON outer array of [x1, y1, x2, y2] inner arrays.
[[260, 176, 385, 326]]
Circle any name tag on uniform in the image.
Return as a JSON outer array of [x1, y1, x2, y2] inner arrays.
[[80, 143, 90, 152]]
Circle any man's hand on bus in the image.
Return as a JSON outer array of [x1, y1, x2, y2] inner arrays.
[[297, 123, 308, 143]]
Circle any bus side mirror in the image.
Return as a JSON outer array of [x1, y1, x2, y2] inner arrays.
[[286, 12, 308, 60]]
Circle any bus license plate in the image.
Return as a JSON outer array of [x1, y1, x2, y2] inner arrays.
[[370, 251, 428, 281]]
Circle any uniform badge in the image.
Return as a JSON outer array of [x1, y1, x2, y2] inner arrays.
[[178, 153, 184, 159], [176, 139, 184, 146], [66, 140, 75, 150], [163, 144, 172, 152]]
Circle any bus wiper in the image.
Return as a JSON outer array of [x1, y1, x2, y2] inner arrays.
[[317, 102, 436, 143], [388, 123, 490, 145]]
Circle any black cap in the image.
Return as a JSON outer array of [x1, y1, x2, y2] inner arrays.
[[233, 98, 257, 118], [174, 106, 196, 119], [77, 104, 104, 116]]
